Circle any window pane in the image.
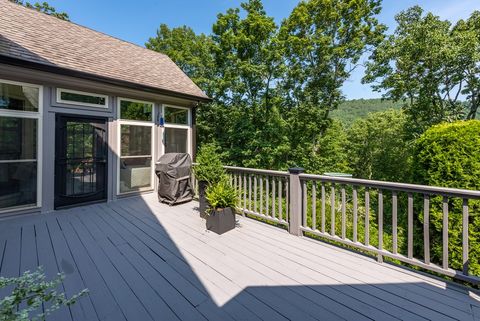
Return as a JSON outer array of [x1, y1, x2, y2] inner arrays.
[[0, 162, 37, 210], [120, 125, 151, 156], [164, 127, 188, 153], [164, 107, 188, 125], [119, 157, 152, 193], [0, 117, 37, 160], [0, 82, 39, 112], [120, 100, 153, 121], [60, 90, 106, 106]]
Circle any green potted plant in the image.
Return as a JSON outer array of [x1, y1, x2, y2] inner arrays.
[[194, 143, 227, 217], [205, 178, 237, 234]]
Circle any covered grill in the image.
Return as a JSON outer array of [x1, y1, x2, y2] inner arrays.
[[155, 153, 194, 205]]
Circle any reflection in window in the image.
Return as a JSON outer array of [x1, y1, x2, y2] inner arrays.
[[0, 116, 38, 210], [0, 83, 39, 112], [164, 107, 188, 125], [164, 127, 188, 153], [119, 124, 152, 193], [120, 100, 153, 121]]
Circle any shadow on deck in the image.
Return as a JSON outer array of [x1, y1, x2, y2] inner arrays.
[[1, 194, 479, 321]]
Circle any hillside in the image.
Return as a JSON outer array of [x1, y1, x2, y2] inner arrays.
[[332, 98, 403, 127]]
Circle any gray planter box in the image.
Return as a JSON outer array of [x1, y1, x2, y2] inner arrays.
[[206, 207, 235, 234]]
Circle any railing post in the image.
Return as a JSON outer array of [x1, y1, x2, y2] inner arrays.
[[288, 167, 304, 236]]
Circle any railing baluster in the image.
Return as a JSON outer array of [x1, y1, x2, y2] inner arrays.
[[331, 184, 335, 236], [392, 191, 398, 254], [248, 174, 252, 211], [272, 177, 276, 219], [278, 179, 282, 221], [259, 176, 263, 215], [365, 188, 370, 246], [237, 174, 241, 208], [312, 181, 317, 230], [353, 186, 358, 243], [408, 193, 413, 259], [254, 175, 257, 213], [341, 186, 346, 239], [286, 180, 289, 223], [378, 189, 383, 262], [243, 174, 246, 216], [424, 194, 430, 264], [462, 198, 469, 275], [303, 180, 307, 228], [266, 178, 269, 217], [321, 183, 326, 233], [443, 196, 449, 270]]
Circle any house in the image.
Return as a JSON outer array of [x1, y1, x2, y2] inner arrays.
[[0, 0, 210, 215]]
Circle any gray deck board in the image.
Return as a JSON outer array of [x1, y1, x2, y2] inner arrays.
[[1, 194, 480, 321]]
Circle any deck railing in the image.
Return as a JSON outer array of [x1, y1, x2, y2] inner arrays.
[[220, 166, 480, 285]]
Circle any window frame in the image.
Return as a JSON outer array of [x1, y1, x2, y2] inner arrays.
[[118, 97, 154, 122], [117, 97, 155, 195], [0, 78, 43, 213], [57, 88, 109, 109], [161, 104, 192, 156]]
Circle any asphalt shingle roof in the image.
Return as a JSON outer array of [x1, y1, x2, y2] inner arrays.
[[0, 0, 209, 100]]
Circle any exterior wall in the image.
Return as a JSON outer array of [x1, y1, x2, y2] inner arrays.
[[0, 65, 197, 217]]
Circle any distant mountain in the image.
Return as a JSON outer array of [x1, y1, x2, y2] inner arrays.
[[332, 98, 403, 127]]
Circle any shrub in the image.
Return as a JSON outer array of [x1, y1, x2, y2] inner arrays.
[[413, 120, 480, 275], [194, 143, 227, 185], [0, 267, 88, 321], [205, 178, 237, 211]]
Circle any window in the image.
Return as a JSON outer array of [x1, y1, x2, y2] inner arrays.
[[0, 82, 39, 112], [0, 79, 42, 212], [57, 88, 108, 108], [120, 99, 153, 121], [164, 106, 188, 125], [162, 105, 191, 155], [164, 127, 188, 153], [117, 98, 155, 194]]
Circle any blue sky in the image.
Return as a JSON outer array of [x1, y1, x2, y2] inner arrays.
[[46, 0, 479, 100]]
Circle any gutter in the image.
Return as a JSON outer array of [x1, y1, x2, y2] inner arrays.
[[0, 55, 212, 103]]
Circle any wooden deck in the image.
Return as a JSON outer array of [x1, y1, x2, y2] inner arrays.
[[1, 194, 480, 321]]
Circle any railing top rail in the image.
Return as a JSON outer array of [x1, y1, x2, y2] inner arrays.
[[300, 173, 480, 199], [223, 165, 289, 177]]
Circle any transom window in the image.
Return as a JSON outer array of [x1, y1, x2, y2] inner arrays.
[[57, 88, 108, 108]]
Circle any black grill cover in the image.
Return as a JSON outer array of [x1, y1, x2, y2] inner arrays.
[[155, 153, 194, 205]]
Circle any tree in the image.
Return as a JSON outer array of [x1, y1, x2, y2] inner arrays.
[[9, 0, 70, 20], [346, 109, 412, 182], [363, 6, 480, 135], [279, 0, 385, 121]]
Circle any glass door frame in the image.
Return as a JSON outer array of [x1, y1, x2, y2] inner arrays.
[[116, 97, 155, 196], [54, 114, 108, 209], [0, 78, 43, 213]]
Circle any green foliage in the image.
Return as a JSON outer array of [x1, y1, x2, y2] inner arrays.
[[9, 0, 69, 20], [346, 109, 413, 182], [332, 98, 402, 127], [0, 267, 87, 321], [413, 120, 480, 274], [194, 143, 226, 185], [206, 178, 237, 210], [364, 6, 480, 136], [148, 0, 386, 171]]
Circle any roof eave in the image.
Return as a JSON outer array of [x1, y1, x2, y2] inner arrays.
[[0, 55, 212, 103]]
